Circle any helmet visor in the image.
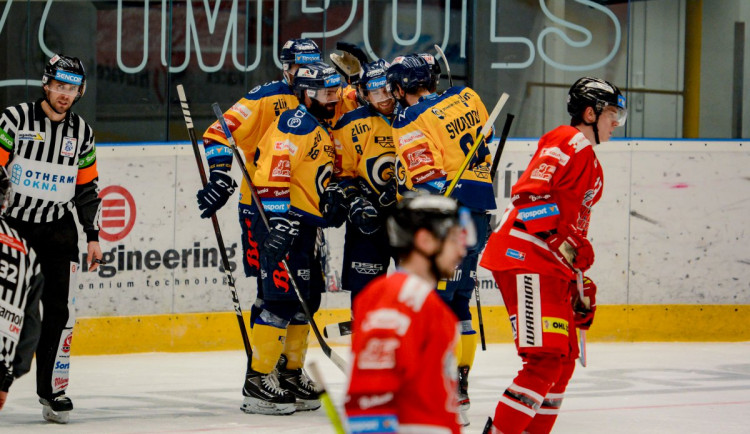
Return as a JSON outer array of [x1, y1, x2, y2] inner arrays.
[[367, 87, 393, 104], [307, 87, 340, 104], [47, 81, 81, 97]]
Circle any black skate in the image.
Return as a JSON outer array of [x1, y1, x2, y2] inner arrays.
[[39, 394, 73, 424], [277, 354, 321, 411], [241, 368, 296, 415], [458, 365, 471, 427]]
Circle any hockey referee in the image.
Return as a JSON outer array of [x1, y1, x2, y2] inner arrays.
[[0, 166, 44, 412], [0, 54, 104, 424]]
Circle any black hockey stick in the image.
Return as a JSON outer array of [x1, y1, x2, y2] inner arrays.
[[474, 279, 487, 351], [175, 85, 252, 359], [490, 113, 515, 183], [434, 44, 453, 87], [210, 103, 348, 373]]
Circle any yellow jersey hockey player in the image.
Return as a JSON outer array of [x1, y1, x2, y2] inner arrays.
[[328, 59, 397, 302], [197, 38, 322, 280], [388, 54, 496, 426], [240, 62, 339, 416]]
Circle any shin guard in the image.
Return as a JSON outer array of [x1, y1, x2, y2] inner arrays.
[[283, 323, 310, 370]]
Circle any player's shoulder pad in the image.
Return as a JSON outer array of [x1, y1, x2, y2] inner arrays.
[[392, 95, 444, 129], [277, 107, 320, 135], [332, 105, 372, 130], [244, 80, 294, 101]]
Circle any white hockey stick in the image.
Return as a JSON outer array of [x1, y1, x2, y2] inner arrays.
[[575, 270, 588, 367], [433, 44, 453, 87]]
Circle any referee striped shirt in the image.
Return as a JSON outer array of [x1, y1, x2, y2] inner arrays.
[[0, 99, 101, 239], [0, 217, 42, 384]]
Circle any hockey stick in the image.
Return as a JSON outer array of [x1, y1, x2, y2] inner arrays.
[[175, 84, 252, 359], [474, 280, 487, 351], [490, 114, 515, 183], [324, 320, 352, 339], [433, 44, 453, 87], [308, 361, 347, 434], [210, 103, 348, 373], [575, 270, 588, 367]]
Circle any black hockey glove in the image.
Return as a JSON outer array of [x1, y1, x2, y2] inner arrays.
[[378, 180, 398, 209], [262, 216, 300, 264], [197, 171, 237, 219], [320, 182, 349, 228], [336, 42, 369, 64], [348, 196, 380, 235]]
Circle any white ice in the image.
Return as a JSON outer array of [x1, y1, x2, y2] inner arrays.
[[2, 342, 749, 433]]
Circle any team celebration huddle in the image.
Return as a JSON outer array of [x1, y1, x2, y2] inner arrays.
[[0, 35, 626, 433]]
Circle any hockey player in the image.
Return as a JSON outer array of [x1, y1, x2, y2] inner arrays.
[[0, 167, 44, 412], [328, 59, 397, 302], [197, 38, 322, 282], [479, 77, 626, 434], [345, 193, 468, 434], [388, 53, 495, 423], [240, 62, 340, 416], [0, 54, 104, 423]]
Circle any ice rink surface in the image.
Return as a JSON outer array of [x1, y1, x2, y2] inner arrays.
[[2, 342, 749, 433]]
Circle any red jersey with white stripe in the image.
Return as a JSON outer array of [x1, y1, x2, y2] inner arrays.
[[480, 125, 603, 281], [346, 271, 461, 434]]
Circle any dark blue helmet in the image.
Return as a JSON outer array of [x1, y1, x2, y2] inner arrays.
[[386, 54, 432, 93], [418, 53, 441, 90], [42, 54, 86, 100], [358, 59, 389, 94], [280, 38, 322, 70], [293, 62, 342, 92]]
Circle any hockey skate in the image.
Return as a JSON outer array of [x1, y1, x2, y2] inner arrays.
[[39, 394, 73, 424], [458, 365, 471, 411], [277, 355, 321, 411], [458, 366, 471, 427], [241, 368, 296, 415]]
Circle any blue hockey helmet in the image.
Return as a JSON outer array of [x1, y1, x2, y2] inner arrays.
[[386, 54, 433, 94], [280, 38, 322, 71]]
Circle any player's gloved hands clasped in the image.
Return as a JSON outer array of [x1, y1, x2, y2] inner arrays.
[[320, 182, 349, 228], [571, 276, 597, 330], [546, 224, 595, 272], [262, 216, 299, 264], [197, 171, 237, 218], [348, 196, 380, 235]]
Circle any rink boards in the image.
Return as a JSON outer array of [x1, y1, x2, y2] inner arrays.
[[69, 139, 750, 354]]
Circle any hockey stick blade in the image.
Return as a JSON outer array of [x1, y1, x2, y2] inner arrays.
[[433, 44, 453, 87], [324, 320, 353, 339], [210, 103, 348, 373], [481, 417, 494, 434], [176, 85, 252, 359], [444, 92, 509, 198]]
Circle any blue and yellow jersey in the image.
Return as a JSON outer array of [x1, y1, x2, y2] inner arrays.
[[252, 105, 335, 226], [203, 80, 299, 205], [331, 105, 395, 196], [391, 86, 496, 211]]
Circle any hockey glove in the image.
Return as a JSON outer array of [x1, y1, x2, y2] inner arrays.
[[197, 171, 237, 218], [336, 42, 369, 64], [546, 224, 595, 272], [320, 182, 349, 228], [348, 196, 380, 235], [571, 276, 597, 330], [378, 180, 398, 209], [262, 216, 300, 264]]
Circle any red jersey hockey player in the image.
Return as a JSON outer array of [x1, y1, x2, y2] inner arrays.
[[346, 193, 469, 434], [480, 77, 626, 434]]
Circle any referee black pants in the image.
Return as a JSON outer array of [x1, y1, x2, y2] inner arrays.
[[7, 213, 79, 399]]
